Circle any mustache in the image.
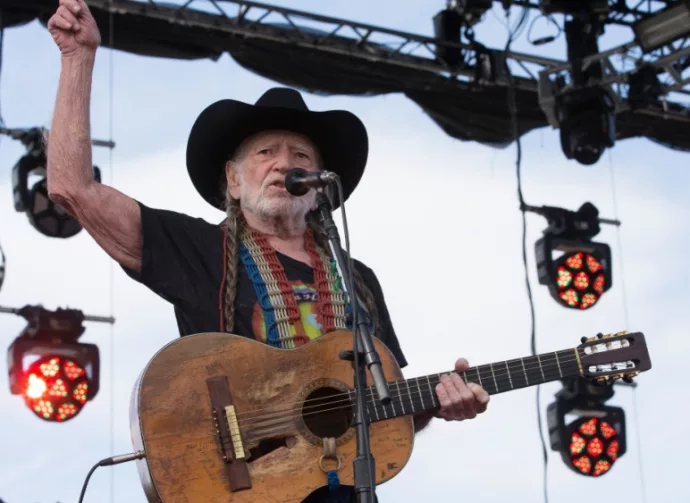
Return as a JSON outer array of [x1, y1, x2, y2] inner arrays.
[[262, 176, 286, 189]]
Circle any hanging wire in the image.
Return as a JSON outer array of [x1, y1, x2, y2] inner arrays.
[[607, 150, 647, 503], [107, 2, 116, 502], [502, 5, 549, 503]]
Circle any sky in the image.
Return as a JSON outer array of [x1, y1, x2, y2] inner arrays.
[[1, 1, 689, 502]]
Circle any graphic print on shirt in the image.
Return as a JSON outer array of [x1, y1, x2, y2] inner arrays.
[[252, 281, 324, 343], [251, 281, 369, 345]]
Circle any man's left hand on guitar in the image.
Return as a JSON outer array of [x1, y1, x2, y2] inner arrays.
[[434, 358, 490, 421]]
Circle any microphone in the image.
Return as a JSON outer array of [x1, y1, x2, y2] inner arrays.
[[284, 168, 338, 196]]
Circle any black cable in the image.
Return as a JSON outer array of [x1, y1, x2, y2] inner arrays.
[[503, 6, 548, 503], [527, 13, 562, 46], [78, 461, 101, 503], [78, 452, 145, 503]]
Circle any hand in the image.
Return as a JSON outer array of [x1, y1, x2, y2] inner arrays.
[[434, 358, 490, 421], [47, 0, 101, 57]]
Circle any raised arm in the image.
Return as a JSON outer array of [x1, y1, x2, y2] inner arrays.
[[46, 0, 142, 272]]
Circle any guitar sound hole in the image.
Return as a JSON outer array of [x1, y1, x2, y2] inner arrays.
[[302, 386, 353, 439]]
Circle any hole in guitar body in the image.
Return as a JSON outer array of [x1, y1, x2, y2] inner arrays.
[[248, 436, 297, 462], [302, 386, 354, 439]]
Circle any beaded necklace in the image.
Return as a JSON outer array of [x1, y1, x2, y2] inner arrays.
[[239, 224, 351, 349]]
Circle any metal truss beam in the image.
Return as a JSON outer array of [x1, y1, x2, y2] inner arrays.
[[508, 0, 676, 26], [538, 36, 690, 125], [83, 0, 559, 90], [79, 0, 689, 120]]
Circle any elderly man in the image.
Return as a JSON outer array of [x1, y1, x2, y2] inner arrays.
[[46, 1, 490, 502]]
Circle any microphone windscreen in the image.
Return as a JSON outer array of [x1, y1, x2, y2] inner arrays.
[[284, 168, 309, 196]]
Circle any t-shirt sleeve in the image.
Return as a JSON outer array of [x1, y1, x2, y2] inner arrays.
[[121, 201, 223, 310], [355, 261, 408, 369]]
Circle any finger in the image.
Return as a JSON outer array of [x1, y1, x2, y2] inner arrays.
[[56, 6, 80, 28], [59, 0, 82, 15], [450, 372, 476, 419], [74, 0, 93, 16], [48, 13, 74, 31], [435, 380, 453, 421], [438, 374, 468, 419], [467, 382, 490, 413], [454, 358, 470, 372]]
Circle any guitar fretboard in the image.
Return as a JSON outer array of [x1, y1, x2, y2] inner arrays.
[[360, 349, 581, 422]]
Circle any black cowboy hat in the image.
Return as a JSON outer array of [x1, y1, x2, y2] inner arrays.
[[186, 87, 369, 210]]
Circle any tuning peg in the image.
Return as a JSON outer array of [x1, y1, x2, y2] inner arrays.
[[597, 332, 604, 339], [614, 330, 630, 336], [623, 375, 634, 383]]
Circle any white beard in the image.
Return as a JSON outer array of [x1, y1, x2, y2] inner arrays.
[[238, 177, 316, 225]]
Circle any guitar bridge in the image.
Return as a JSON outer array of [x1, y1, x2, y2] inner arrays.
[[207, 376, 252, 492]]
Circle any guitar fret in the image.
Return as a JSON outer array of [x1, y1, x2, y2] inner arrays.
[[417, 378, 426, 409], [371, 390, 380, 421], [507, 359, 527, 389], [521, 358, 529, 386], [405, 380, 416, 413], [395, 381, 405, 414], [426, 376, 437, 407], [536, 354, 546, 381], [554, 351, 563, 378], [489, 363, 498, 393]]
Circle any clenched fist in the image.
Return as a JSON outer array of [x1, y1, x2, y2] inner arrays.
[[47, 0, 101, 57]]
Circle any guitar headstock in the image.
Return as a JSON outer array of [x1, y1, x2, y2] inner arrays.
[[577, 331, 651, 385]]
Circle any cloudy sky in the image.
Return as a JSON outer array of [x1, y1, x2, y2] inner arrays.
[[1, 1, 689, 502]]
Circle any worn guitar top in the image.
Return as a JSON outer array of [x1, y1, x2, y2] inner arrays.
[[122, 201, 408, 368]]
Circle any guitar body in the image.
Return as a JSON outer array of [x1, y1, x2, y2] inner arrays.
[[130, 331, 414, 503]]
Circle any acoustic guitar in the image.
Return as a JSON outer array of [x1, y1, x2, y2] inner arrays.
[[129, 329, 651, 502]]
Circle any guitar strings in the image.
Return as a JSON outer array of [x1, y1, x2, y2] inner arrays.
[[245, 359, 580, 428], [232, 349, 584, 421], [233, 347, 610, 423], [237, 361, 582, 443], [234, 353, 589, 428]]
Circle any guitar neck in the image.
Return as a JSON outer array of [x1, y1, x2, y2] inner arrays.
[[364, 348, 581, 422]]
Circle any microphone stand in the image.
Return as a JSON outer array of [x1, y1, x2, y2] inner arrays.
[[313, 191, 390, 503]]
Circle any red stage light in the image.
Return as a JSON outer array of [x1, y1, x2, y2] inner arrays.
[[566, 417, 620, 477], [21, 355, 90, 422], [554, 251, 608, 310]]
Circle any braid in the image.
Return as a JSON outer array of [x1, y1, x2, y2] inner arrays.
[[222, 197, 242, 333], [306, 215, 380, 336]]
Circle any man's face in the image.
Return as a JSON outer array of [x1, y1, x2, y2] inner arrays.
[[226, 130, 320, 221]]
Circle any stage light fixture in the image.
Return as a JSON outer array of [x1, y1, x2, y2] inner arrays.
[[4, 305, 112, 422], [531, 202, 615, 310], [554, 12, 616, 166], [633, 1, 690, 53], [3, 126, 112, 239], [10, 127, 102, 238], [547, 376, 626, 477], [538, 0, 609, 15], [432, 0, 491, 69], [556, 87, 616, 166], [450, 0, 492, 26]]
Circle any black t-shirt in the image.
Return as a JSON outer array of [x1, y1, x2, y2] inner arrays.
[[122, 202, 407, 502]]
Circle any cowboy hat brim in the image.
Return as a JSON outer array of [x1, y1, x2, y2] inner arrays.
[[186, 97, 368, 210]]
